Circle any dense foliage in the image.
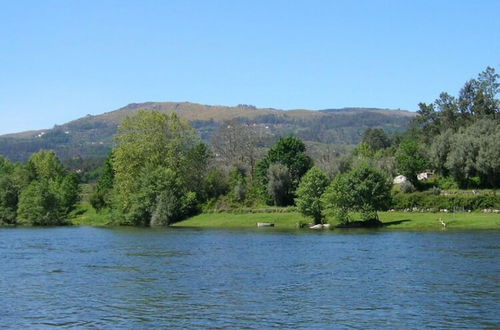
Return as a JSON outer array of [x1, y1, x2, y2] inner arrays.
[[111, 110, 209, 225], [0, 151, 79, 226], [257, 136, 313, 206], [411, 67, 499, 188], [295, 167, 329, 224], [2, 67, 498, 227], [322, 164, 392, 224]]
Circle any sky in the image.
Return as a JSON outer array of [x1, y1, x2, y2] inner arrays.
[[0, 0, 498, 135]]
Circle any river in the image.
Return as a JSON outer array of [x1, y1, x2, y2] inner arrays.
[[1, 227, 499, 328]]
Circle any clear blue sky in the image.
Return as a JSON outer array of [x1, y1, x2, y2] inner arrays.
[[0, 0, 498, 134]]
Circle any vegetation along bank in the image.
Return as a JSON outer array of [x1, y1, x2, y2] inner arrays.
[[0, 67, 499, 229]]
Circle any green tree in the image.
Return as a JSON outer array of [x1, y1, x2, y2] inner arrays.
[[16, 150, 80, 225], [266, 163, 292, 206], [90, 154, 115, 211], [17, 181, 65, 225], [56, 173, 80, 214], [361, 128, 391, 152], [204, 168, 229, 201], [322, 164, 391, 224], [228, 166, 247, 203], [256, 135, 312, 205], [112, 110, 206, 225], [27, 150, 65, 180], [0, 156, 18, 224], [295, 167, 329, 224], [395, 139, 428, 186], [445, 119, 500, 187]]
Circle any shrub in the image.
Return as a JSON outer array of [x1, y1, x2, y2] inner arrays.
[[391, 191, 500, 211], [400, 181, 416, 193]]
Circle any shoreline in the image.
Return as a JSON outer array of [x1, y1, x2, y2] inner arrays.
[[171, 211, 500, 231]]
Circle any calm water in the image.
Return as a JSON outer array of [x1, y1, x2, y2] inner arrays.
[[0, 227, 499, 328]]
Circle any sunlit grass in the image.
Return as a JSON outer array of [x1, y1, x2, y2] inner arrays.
[[174, 211, 500, 231], [70, 202, 111, 226]]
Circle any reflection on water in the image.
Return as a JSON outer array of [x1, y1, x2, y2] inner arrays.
[[0, 226, 499, 328]]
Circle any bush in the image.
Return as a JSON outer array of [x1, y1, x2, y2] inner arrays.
[[391, 190, 500, 211], [400, 181, 416, 193], [435, 176, 459, 190]]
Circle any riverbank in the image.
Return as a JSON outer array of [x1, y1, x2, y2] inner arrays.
[[172, 211, 500, 231], [67, 202, 500, 230]]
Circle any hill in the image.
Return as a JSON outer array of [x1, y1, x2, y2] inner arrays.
[[0, 102, 415, 162]]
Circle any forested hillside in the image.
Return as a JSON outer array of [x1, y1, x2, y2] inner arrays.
[[0, 102, 414, 162]]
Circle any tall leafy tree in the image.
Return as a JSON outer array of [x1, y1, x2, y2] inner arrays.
[[295, 167, 329, 224], [395, 139, 428, 186], [322, 164, 391, 224], [90, 154, 115, 211], [0, 156, 18, 224], [27, 150, 65, 180], [16, 150, 80, 225], [112, 110, 208, 225], [361, 128, 391, 152], [256, 135, 312, 205], [266, 163, 292, 206]]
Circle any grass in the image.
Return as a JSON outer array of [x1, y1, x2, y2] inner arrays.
[[379, 211, 500, 230], [69, 202, 112, 226], [69, 201, 500, 231], [173, 211, 500, 231], [172, 212, 310, 229]]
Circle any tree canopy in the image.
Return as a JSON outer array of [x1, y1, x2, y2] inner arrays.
[[322, 164, 391, 224], [295, 167, 329, 224], [256, 135, 312, 205], [111, 110, 209, 225]]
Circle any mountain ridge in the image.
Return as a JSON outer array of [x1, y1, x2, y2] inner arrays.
[[0, 101, 416, 162]]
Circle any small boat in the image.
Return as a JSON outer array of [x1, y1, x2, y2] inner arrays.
[[257, 222, 274, 227]]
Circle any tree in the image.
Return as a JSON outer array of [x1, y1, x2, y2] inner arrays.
[[17, 180, 65, 225], [27, 150, 65, 180], [211, 120, 264, 179], [361, 128, 391, 152], [266, 163, 292, 206], [445, 119, 500, 187], [395, 139, 428, 186], [15, 150, 80, 225], [295, 167, 329, 224], [256, 135, 312, 205], [322, 164, 391, 224], [204, 168, 229, 201], [112, 110, 207, 225], [90, 154, 115, 211], [0, 156, 18, 225], [56, 173, 80, 214]]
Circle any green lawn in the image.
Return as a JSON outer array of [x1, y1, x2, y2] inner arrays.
[[69, 202, 112, 226], [172, 212, 310, 229], [173, 211, 500, 231], [70, 202, 500, 231], [379, 211, 500, 230]]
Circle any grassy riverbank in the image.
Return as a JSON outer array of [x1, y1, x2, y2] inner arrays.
[[172, 211, 500, 231], [69, 202, 500, 230]]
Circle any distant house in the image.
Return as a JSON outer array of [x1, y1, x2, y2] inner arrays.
[[393, 175, 407, 184], [417, 171, 434, 181]]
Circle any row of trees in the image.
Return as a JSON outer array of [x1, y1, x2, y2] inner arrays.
[[2, 67, 496, 226], [87, 109, 392, 226], [410, 66, 499, 188], [0, 151, 79, 225], [339, 67, 499, 190], [88, 66, 496, 226]]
